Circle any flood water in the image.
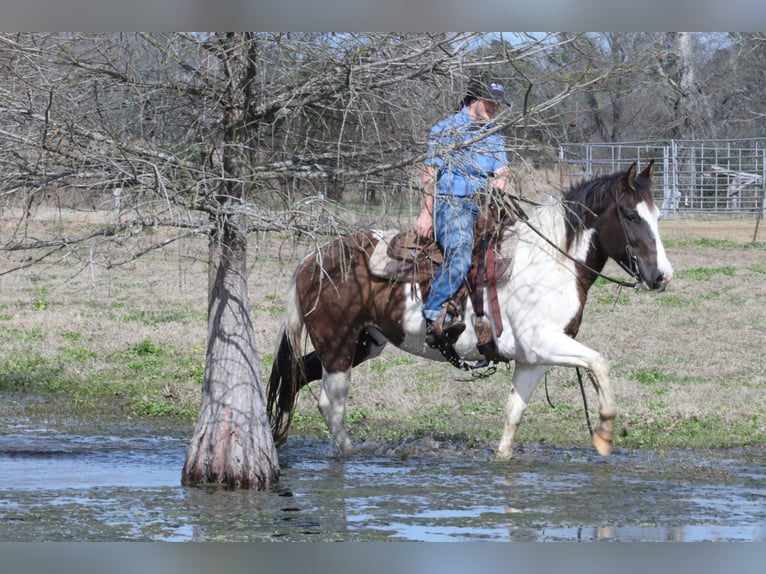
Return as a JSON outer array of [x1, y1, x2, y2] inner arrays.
[[1, 400, 765, 541]]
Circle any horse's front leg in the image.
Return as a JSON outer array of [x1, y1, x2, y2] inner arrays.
[[586, 357, 616, 456], [512, 334, 617, 457], [497, 363, 549, 460], [318, 369, 353, 454]]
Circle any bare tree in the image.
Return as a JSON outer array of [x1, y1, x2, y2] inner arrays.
[[701, 33, 766, 139], [180, 34, 279, 488], [657, 32, 715, 140]]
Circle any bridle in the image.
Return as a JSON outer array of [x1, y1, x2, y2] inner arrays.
[[507, 193, 641, 289], [611, 189, 644, 288]]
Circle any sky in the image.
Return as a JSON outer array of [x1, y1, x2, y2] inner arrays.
[[2, 0, 763, 32]]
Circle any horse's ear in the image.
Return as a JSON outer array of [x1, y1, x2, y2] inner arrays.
[[624, 161, 638, 190], [638, 159, 655, 182]]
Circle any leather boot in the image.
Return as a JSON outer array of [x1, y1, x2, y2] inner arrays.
[[425, 316, 466, 348]]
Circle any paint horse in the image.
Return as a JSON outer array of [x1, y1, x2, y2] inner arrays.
[[267, 161, 673, 459]]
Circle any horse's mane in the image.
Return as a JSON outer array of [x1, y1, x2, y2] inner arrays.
[[563, 172, 621, 230], [513, 194, 569, 258], [564, 168, 653, 220], [517, 168, 649, 255]]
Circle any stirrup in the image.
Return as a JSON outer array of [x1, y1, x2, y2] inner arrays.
[[432, 337, 471, 371]]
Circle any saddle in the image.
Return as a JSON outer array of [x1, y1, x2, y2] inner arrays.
[[369, 200, 516, 361]]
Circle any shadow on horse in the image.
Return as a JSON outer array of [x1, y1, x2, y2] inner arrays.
[[267, 161, 673, 459]]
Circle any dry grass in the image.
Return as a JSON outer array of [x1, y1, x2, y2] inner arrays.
[[1, 209, 764, 449]]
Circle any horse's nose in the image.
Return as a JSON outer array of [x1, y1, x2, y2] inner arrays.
[[652, 270, 670, 291]]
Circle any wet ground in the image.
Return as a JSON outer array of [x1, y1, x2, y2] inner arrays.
[[1, 396, 764, 541]]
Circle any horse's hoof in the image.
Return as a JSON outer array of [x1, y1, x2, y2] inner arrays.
[[495, 449, 514, 461], [592, 429, 613, 457], [353, 440, 383, 454]]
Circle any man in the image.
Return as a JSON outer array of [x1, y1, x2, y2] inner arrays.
[[414, 72, 512, 348]]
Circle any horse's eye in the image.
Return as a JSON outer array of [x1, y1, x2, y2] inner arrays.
[[624, 212, 640, 224]]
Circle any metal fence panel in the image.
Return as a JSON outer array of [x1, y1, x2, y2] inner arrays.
[[559, 140, 766, 218]]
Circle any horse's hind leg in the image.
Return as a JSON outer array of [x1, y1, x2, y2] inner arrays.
[[318, 369, 354, 454]]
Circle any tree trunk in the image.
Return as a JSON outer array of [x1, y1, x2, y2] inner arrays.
[[669, 32, 696, 140], [182, 229, 279, 489], [182, 33, 279, 489], [662, 32, 712, 206]]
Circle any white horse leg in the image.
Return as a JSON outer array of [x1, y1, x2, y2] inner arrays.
[[497, 363, 548, 460], [318, 369, 353, 454], [586, 356, 616, 457], [525, 333, 617, 456]]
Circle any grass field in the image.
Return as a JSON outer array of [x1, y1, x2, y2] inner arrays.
[[1, 209, 764, 453]]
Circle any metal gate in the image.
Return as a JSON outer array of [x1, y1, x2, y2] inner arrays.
[[559, 140, 766, 218]]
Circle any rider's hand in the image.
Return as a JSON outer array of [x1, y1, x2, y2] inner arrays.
[[414, 209, 433, 239]]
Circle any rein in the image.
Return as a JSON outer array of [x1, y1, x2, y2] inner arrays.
[[507, 194, 641, 289], [543, 368, 596, 436]]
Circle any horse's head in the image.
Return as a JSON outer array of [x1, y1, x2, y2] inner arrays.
[[597, 161, 674, 291]]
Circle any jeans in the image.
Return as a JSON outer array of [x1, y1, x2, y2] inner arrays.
[[422, 195, 479, 322]]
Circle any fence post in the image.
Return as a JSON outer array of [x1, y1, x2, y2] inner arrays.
[[755, 148, 765, 243], [559, 145, 564, 190], [113, 186, 122, 216], [661, 146, 672, 217]]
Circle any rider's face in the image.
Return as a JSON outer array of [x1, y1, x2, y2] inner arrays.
[[479, 100, 497, 120]]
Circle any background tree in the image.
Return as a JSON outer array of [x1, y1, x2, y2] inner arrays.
[[659, 32, 714, 140], [702, 32, 766, 139]]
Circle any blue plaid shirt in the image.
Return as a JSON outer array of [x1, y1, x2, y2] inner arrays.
[[425, 108, 508, 198]]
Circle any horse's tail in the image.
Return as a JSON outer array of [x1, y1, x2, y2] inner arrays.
[[267, 274, 317, 447]]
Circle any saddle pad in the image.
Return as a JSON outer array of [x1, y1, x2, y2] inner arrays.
[[368, 230, 413, 281], [387, 230, 434, 261]]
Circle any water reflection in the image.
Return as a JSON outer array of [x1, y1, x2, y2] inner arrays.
[[0, 418, 764, 541]]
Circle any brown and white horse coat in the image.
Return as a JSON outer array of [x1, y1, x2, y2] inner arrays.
[[268, 161, 673, 459]]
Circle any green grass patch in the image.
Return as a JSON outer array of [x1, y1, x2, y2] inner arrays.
[[0, 330, 205, 421], [665, 237, 766, 250], [657, 294, 690, 308], [260, 353, 275, 373], [59, 342, 98, 364], [676, 266, 736, 281], [113, 308, 199, 326], [261, 294, 285, 319], [591, 291, 631, 307], [368, 355, 417, 375], [0, 325, 45, 342], [458, 400, 502, 417], [0, 354, 64, 391], [290, 410, 330, 438], [627, 368, 705, 386], [31, 287, 51, 311], [515, 402, 593, 449], [129, 396, 197, 418], [130, 339, 168, 357], [630, 369, 674, 385], [617, 414, 765, 449], [117, 339, 170, 378]]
